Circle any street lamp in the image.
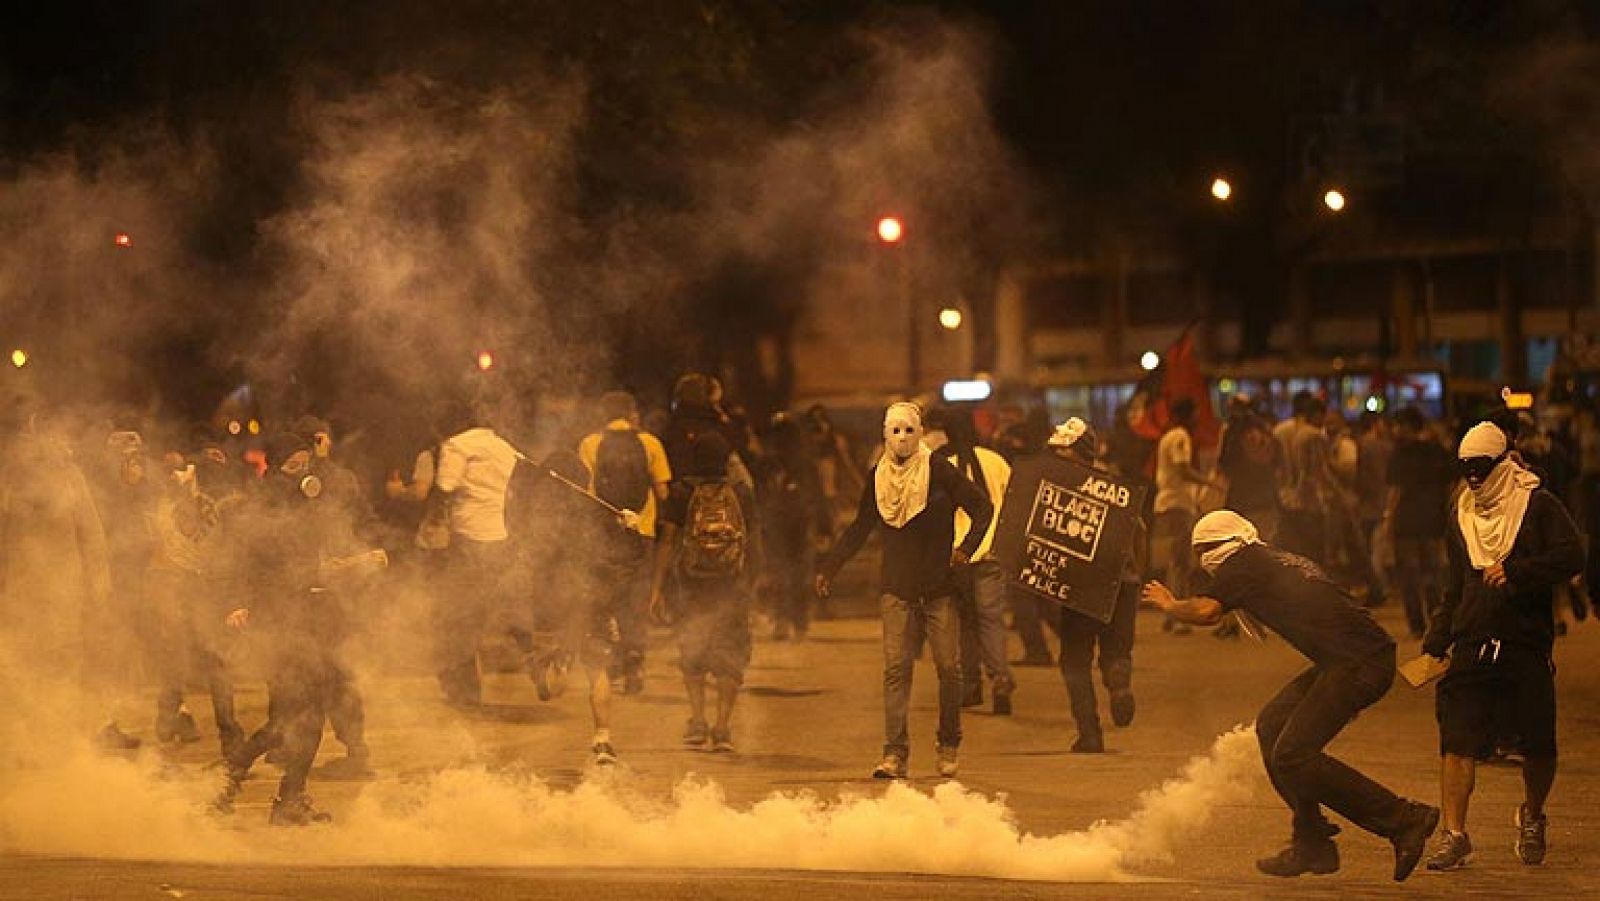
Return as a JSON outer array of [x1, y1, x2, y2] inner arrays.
[[1140, 350, 1161, 371], [876, 216, 904, 244], [1210, 177, 1233, 202], [477, 350, 495, 371], [113, 232, 132, 248], [1322, 189, 1347, 213], [10, 349, 27, 368], [938, 307, 963, 330]]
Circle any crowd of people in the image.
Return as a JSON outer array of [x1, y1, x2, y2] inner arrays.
[[0, 373, 1588, 879]]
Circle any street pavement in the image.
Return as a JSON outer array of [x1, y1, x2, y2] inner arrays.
[[3, 586, 1598, 899]]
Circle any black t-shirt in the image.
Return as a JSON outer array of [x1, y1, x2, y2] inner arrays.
[[1203, 544, 1395, 668], [1386, 439, 1455, 539]]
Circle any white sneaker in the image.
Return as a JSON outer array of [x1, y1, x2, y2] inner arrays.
[[871, 754, 907, 779], [936, 744, 959, 778]]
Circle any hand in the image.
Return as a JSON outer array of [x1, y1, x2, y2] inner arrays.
[[618, 509, 643, 534], [1140, 580, 1175, 611], [950, 548, 971, 568], [225, 608, 250, 630], [1483, 563, 1508, 589], [814, 573, 832, 599], [384, 470, 405, 497]]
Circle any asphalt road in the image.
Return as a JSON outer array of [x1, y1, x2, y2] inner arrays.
[[3, 586, 1598, 900]]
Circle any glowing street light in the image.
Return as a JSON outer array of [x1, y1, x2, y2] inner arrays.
[[1140, 350, 1161, 372], [477, 350, 495, 371], [1210, 177, 1233, 202], [113, 232, 133, 248], [876, 216, 904, 244], [1322, 189, 1347, 213], [938, 307, 963, 330], [10, 349, 27, 368]]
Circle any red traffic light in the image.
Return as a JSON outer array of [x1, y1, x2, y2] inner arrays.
[[113, 232, 133, 248]]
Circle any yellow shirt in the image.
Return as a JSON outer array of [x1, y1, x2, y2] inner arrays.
[[577, 420, 672, 537], [951, 445, 1010, 562]]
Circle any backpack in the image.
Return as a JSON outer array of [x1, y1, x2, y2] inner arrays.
[[593, 429, 651, 513], [679, 479, 747, 579]]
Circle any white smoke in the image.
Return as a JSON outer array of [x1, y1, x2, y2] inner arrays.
[[0, 727, 1260, 881]]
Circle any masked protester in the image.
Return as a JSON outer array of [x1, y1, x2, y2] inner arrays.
[[1046, 418, 1141, 751], [214, 432, 381, 826], [146, 445, 245, 757], [815, 402, 992, 779], [0, 392, 141, 753], [1143, 510, 1439, 882], [1421, 422, 1583, 871]]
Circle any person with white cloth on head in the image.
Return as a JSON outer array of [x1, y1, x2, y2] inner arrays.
[[1142, 509, 1440, 882], [815, 402, 993, 780], [1420, 421, 1583, 872]]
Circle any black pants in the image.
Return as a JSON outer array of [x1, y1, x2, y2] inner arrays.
[[1255, 651, 1408, 843], [1056, 581, 1137, 737], [1012, 593, 1055, 662], [228, 644, 350, 802]]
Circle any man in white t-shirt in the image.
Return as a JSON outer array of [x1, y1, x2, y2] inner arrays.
[[431, 404, 520, 707], [1152, 399, 1217, 608]]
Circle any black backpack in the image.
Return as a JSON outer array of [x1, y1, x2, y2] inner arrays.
[[593, 429, 651, 513]]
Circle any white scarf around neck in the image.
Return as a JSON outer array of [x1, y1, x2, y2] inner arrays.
[[1457, 456, 1539, 569], [875, 444, 931, 528]]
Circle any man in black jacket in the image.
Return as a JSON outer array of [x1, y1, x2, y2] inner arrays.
[[1422, 421, 1583, 871], [1144, 509, 1439, 882], [816, 402, 992, 780]]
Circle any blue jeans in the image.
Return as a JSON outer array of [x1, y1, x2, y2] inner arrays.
[[882, 593, 962, 757]]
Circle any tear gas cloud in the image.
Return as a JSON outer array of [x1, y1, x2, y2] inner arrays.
[[0, 720, 1261, 880]]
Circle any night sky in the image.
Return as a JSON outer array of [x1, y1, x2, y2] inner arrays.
[[3, 1, 1599, 412]]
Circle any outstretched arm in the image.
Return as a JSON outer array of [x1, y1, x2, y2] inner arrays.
[[1140, 580, 1225, 626]]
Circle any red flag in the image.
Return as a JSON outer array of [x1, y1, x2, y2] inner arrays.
[[1129, 327, 1220, 448]]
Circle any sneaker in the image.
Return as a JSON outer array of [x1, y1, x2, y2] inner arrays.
[[961, 681, 984, 708], [871, 754, 907, 779], [1255, 839, 1340, 877], [936, 745, 959, 778], [1515, 804, 1547, 865], [1109, 689, 1136, 727], [992, 686, 1013, 717], [1390, 802, 1440, 881], [683, 718, 709, 748], [710, 728, 735, 753], [269, 794, 332, 827], [210, 768, 246, 815], [1424, 830, 1473, 871], [592, 742, 618, 766], [1070, 732, 1105, 754]]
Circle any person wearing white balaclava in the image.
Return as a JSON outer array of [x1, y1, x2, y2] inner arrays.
[[1142, 509, 1440, 881], [815, 402, 993, 780], [1419, 420, 1583, 872]]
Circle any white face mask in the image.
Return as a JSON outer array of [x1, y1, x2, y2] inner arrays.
[[883, 407, 923, 461]]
